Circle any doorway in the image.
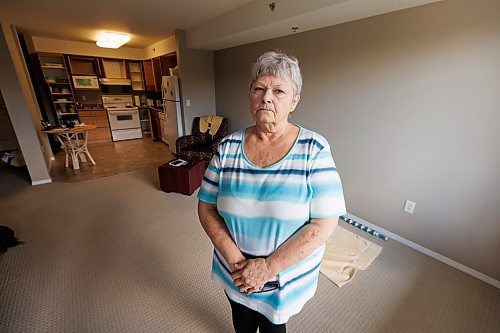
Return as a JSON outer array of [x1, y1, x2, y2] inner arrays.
[[0, 89, 30, 186]]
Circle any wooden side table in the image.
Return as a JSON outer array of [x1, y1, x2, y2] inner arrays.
[[158, 159, 206, 195]]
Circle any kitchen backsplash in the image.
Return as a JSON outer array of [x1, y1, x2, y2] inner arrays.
[[74, 90, 101, 106]]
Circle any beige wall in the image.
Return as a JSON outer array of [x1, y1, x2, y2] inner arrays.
[[188, 0, 441, 50], [214, 0, 500, 280], [143, 35, 177, 60], [0, 20, 52, 184], [175, 30, 216, 135]]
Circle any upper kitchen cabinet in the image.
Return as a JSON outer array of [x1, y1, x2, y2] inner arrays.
[[127, 61, 145, 91], [160, 53, 177, 76], [99, 58, 131, 89], [143, 59, 162, 92], [143, 56, 175, 92], [152, 58, 162, 92], [101, 58, 128, 79], [143, 60, 155, 92], [67, 56, 99, 76]]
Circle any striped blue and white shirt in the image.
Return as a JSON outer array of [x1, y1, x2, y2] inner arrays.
[[198, 126, 346, 324]]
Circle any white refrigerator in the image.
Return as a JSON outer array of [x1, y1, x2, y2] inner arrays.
[[162, 76, 184, 154]]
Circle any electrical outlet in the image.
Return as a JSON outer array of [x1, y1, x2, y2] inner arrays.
[[404, 200, 416, 214], [185, 99, 191, 107], [81, 95, 86, 101]]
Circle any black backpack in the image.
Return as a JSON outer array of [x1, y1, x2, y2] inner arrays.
[[0, 225, 23, 253]]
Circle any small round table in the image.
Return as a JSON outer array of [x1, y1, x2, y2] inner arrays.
[[43, 125, 97, 170]]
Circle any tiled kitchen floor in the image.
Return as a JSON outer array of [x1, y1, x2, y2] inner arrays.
[[50, 136, 176, 183]]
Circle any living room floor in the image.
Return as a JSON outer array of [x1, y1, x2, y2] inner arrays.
[[50, 136, 176, 183], [0, 165, 499, 332]]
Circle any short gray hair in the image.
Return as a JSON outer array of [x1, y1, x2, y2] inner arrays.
[[250, 51, 302, 96]]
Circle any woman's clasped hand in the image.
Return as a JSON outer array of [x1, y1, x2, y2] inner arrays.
[[232, 258, 275, 294]]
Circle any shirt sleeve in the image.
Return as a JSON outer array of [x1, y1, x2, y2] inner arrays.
[[308, 143, 346, 219], [197, 151, 221, 204]]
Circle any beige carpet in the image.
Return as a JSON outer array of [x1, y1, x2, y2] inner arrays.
[[1, 165, 499, 333], [321, 226, 382, 287]]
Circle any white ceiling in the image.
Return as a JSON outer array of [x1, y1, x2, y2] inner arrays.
[[0, 0, 441, 51]]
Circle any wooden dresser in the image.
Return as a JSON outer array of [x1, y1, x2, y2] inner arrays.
[[77, 108, 111, 143]]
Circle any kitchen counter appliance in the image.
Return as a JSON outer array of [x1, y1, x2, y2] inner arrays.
[[102, 95, 142, 141]]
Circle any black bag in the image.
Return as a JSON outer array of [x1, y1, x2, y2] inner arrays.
[[0, 225, 23, 253]]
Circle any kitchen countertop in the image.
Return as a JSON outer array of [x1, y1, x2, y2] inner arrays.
[[147, 107, 163, 112], [77, 107, 106, 111], [78, 106, 162, 112]]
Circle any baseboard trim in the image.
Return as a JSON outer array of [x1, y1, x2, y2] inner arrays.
[[31, 178, 52, 186], [345, 213, 500, 289]]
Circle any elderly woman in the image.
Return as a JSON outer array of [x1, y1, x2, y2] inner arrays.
[[198, 51, 346, 333]]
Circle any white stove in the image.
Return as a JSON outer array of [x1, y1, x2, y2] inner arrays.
[[102, 95, 142, 141]]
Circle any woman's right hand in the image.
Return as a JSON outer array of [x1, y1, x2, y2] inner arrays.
[[232, 259, 275, 294], [228, 254, 247, 272], [198, 200, 247, 276]]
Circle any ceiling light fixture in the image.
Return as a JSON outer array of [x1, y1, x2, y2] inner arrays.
[[96, 32, 131, 49]]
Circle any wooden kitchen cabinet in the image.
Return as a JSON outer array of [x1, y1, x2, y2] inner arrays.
[[160, 54, 177, 75], [149, 108, 162, 142], [67, 56, 99, 75], [143, 56, 171, 92], [127, 61, 145, 91], [152, 57, 162, 92], [78, 109, 112, 142], [101, 59, 127, 78], [143, 60, 155, 92]]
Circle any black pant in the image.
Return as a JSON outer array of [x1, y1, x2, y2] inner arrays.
[[226, 295, 286, 333]]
